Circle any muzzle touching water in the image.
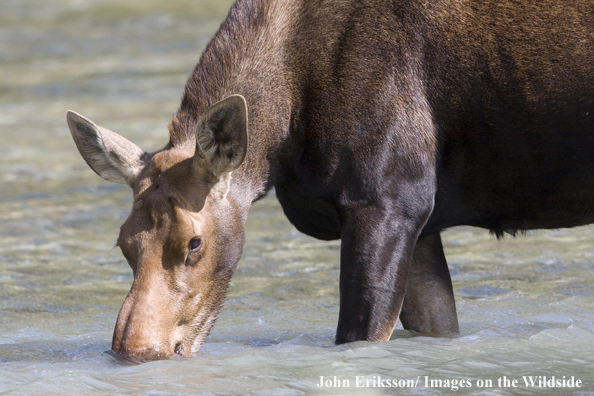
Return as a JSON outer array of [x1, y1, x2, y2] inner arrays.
[[109, 285, 190, 363], [109, 274, 225, 363]]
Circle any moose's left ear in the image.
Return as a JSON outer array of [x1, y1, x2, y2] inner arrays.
[[67, 110, 146, 187], [194, 95, 248, 177]]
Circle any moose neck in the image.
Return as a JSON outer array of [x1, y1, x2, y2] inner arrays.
[[170, 0, 300, 208]]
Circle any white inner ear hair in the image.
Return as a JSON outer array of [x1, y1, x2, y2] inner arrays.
[[210, 172, 232, 201]]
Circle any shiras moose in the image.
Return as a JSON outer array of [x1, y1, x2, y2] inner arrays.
[[67, 0, 594, 362]]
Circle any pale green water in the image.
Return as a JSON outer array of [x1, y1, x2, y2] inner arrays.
[[0, 1, 593, 395]]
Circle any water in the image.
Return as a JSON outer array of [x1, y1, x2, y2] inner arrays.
[[1, 1, 593, 394]]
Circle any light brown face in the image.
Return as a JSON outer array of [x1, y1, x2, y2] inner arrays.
[[66, 95, 249, 363], [111, 150, 245, 362]]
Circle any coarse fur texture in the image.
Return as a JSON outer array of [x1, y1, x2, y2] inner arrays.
[[67, 0, 594, 361]]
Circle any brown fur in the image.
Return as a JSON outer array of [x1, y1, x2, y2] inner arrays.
[[68, 0, 594, 361]]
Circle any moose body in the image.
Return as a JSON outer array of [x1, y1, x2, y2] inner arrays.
[[67, 0, 594, 361]]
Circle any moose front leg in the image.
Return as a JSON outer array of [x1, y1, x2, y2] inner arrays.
[[399, 233, 459, 334], [335, 201, 432, 344]]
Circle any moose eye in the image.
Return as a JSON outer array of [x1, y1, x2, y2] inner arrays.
[[189, 238, 202, 252]]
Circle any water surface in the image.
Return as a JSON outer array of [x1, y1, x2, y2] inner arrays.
[[0, 1, 593, 394]]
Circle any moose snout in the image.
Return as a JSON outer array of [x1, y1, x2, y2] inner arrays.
[[109, 343, 179, 364], [111, 321, 189, 363], [111, 320, 183, 363], [111, 291, 190, 363]]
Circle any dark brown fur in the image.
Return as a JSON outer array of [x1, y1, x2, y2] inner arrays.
[[68, 0, 594, 361]]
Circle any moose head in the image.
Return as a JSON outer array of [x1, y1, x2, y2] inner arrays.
[[67, 96, 249, 362]]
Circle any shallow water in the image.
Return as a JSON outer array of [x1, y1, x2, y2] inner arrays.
[[1, 1, 593, 395]]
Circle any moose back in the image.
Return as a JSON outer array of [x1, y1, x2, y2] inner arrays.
[[67, 0, 594, 362]]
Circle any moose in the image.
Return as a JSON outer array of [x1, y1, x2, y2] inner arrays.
[[67, 0, 594, 362]]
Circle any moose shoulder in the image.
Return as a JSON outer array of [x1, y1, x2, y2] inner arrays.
[[67, 0, 594, 362]]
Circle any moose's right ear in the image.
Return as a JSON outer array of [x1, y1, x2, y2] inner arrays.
[[194, 95, 248, 178], [66, 110, 146, 187]]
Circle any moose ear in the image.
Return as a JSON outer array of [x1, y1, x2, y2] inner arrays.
[[194, 95, 248, 177], [66, 110, 146, 187]]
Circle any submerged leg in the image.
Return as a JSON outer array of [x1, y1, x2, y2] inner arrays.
[[399, 233, 459, 334], [335, 198, 433, 344]]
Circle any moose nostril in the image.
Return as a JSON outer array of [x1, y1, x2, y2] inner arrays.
[[174, 342, 184, 356]]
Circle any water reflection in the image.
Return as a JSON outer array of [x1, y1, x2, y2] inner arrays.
[[0, 0, 593, 394]]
